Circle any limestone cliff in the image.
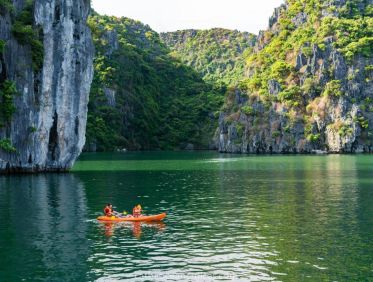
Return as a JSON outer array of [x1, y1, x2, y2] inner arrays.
[[0, 0, 94, 172], [216, 0, 373, 153]]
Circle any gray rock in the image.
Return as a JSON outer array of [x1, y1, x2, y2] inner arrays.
[[292, 12, 308, 27], [102, 29, 119, 56], [268, 79, 282, 95], [330, 50, 347, 80], [104, 87, 116, 107], [214, 1, 373, 155], [234, 89, 247, 105], [269, 5, 286, 29], [184, 143, 194, 150], [0, 0, 94, 172], [296, 52, 307, 70]]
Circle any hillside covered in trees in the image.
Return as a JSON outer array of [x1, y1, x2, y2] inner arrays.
[[160, 29, 256, 87], [86, 14, 225, 151], [86, 0, 372, 154], [216, 0, 373, 153]]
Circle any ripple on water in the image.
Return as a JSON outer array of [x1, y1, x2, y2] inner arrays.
[[1, 153, 372, 281]]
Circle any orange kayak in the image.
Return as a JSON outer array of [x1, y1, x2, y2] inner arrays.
[[97, 212, 166, 222]]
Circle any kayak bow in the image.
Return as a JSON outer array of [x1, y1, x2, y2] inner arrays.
[[97, 212, 166, 222]]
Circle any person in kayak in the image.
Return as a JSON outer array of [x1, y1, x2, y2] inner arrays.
[[133, 204, 142, 217], [104, 203, 113, 217]]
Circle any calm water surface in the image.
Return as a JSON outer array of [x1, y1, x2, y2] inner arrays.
[[0, 152, 372, 281]]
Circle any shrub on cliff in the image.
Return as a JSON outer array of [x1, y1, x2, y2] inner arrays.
[[0, 80, 17, 126], [11, 0, 44, 71]]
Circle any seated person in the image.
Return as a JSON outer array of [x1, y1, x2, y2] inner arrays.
[[104, 203, 113, 217], [132, 204, 142, 217]]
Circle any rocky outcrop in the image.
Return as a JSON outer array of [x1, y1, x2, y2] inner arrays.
[[0, 0, 94, 172], [216, 0, 373, 154], [103, 87, 116, 107], [102, 29, 118, 56]]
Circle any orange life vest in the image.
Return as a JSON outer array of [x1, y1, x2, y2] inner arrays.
[[104, 207, 112, 216], [133, 207, 141, 217]]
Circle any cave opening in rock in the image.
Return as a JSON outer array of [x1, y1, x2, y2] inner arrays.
[[75, 116, 79, 136], [48, 112, 59, 161]]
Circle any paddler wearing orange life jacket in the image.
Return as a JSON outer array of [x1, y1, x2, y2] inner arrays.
[[132, 204, 142, 217], [104, 203, 113, 217]]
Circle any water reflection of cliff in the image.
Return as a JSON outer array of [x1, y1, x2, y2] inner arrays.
[[0, 174, 89, 281]]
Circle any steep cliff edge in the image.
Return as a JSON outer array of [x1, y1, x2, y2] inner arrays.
[[0, 0, 93, 172], [216, 0, 373, 153]]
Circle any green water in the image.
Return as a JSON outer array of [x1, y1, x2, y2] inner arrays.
[[1, 152, 372, 281]]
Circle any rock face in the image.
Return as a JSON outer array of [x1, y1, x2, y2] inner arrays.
[[216, 0, 373, 154], [0, 0, 94, 172]]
